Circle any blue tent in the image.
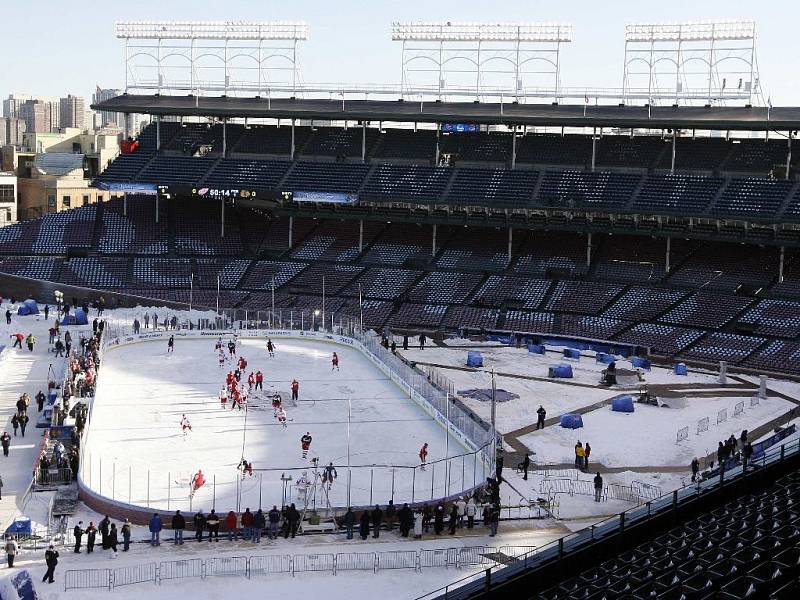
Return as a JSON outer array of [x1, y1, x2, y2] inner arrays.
[[466, 351, 483, 367], [549, 363, 573, 378], [563, 348, 581, 360], [61, 307, 88, 326], [560, 414, 583, 429], [16, 299, 39, 316], [596, 352, 615, 364], [674, 363, 688, 376], [631, 356, 652, 371], [527, 343, 545, 354], [4, 518, 31, 537], [612, 395, 635, 412]]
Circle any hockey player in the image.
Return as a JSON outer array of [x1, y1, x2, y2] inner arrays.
[[214, 337, 223, 352], [233, 368, 242, 383], [167, 335, 174, 353], [276, 407, 288, 428], [226, 371, 235, 388], [227, 340, 236, 356], [231, 388, 243, 411], [247, 372, 255, 391], [419, 443, 429, 470], [272, 394, 282, 416], [254, 370, 263, 391], [291, 379, 299, 403], [331, 352, 340, 371], [238, 356, 247, 371], [238, 458, 254, 479], [180, 414, 192, 436], [266, 338, 275, 358], [218, 350, 226, 368], [190, 470, 205, 497], [300, 432, 312, 459], [218, 387, 228, 409], [322, 462, 337, 490]]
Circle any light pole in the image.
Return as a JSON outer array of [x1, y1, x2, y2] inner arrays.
[[281, 472, 293, 507], [490, 368, 497, 478], [189, 272, 194, 313], [313, 309, 320, 331], [346, 396, 352, 507]]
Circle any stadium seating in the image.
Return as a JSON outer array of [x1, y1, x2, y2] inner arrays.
[[504, 310, 554, 333], [446, 168, 538, 207], [283, 162, 370, 193], [514, 233, 589, 276], [616, 323, 705, 355], [713, 178, 794, 219], [138, 155, 217, 185], [633, 174, 724, 214], [371, 129, 436, 161], [736, 300, 800, 338], [473, 275, 551, 310], [545, 281, 624, 314], [684, 332, 767, 364], [440, 132, 511, 163], [435, 229, 511, 271], [203, 159, 292, 190], [361, 164, 452, 203], [389, 303, 448, 328], [515, 134, 592, 166], [98, 196, 168, 255], [603, 287, 687, 321], [360, 223, 432, 266], [58, 257, 129, 288], [300, 127, 379, 158], [233, 125, 311, 156], [343, 268, 422, 299], [407, 271, 484, 304], [174, 199, 244, 256], [660, 292, 754, 329], [537, 170, 641, 210], [744, 340, 800, 375]]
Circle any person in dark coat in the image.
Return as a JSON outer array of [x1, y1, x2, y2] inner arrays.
[[385, 500, 396, 532], [402, 335, 409, 351], [108, 524, 118, 554], [267, 506, 281, 540], [285, 504, 300, 539], [448, 504, 458, 535], [343, 507, 356, 540], [359, 511, 370, 540], [42, 545, 59, 584], [434, 505, 445, 535], [1, 432, 10, 457], [536, 405, 546, 430], [422, 503, 432, 533], [4, 310, 10, 325], [18, 414, 28, 438], [193, 511, 206, 542], [253, 509, 265, 543], [691, 457, 700, 482], [36, 391, 46, 413], [371, 505, 383, 539], [206, 510, 220, 542], [10, 415, 18, 437], [172, 510, 186, 545], [397, 503, 413, 537], [73, 521, 84, 553], [121, 519, 132, 551], [86, 522, 97, 553], [520, 453, 530, 480], [99, 515, 110, 550], [419, 333, 426, 350]]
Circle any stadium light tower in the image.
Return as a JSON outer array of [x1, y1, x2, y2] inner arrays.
[[621, 20, 762, 105], [391, 21, 573, 102], [116, 20, 309, 96]]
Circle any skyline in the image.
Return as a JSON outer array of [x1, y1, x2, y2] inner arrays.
[[0, 0, 798, 106]]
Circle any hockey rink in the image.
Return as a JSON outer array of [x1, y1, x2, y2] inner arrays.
[[83, 336, 478, 514]]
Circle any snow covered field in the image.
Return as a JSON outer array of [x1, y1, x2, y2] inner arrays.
[[84, 335, 476, 513]]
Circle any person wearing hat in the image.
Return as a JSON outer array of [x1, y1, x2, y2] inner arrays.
[[43, 545, 59, 583], [4, 536, 18, 568]]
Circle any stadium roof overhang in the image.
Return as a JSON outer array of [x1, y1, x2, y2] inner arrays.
[[93, 94, 800, 131]]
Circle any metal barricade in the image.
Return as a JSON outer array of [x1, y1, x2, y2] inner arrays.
[[456, 546, 495, 568], [419, 548, 451, 569], [207, 556, 248, 578], [292, 553, 335, 575], [64, 569, 112, 591], [498, 546, 538, 561], [376, 550, 418, 571], [249, 554, 292, 576], [335, 552, 376, 574], [113, 562, 157, 587], [158, 558, 204, 582]]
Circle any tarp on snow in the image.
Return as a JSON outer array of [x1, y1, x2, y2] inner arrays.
[[458, 388, 519, 403], [674, 363, 688, 376], [596, 352, 615, 364], [611, 395, 635, 412], [631, 356, 652, 370], [559, 414, 583, 429], [16, 299, 39, 316], [466, 351, 484, 367], [61, 307, 88, 326], [549, 363, 573, 378], [563, 348, 581, 360], [527, 344, 545, 354]]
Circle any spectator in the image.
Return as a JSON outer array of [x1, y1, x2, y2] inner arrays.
[[743, 443, 754, 472], [99, 515, 110, 550], [109, 524, 118, 556], [86, 522, 97, 553], [403, 335, 409, 350], [584, 443, 592, 469], [434, 505, 445, 535], [267, 506, 281, 540], [413, 510, 423, 539], [419, 333, 426, 350], [10, 415, 18, 437], [691, 457, 700, 482], [456, 496, 467, 528], [593, 473, 603, 502], [241, 508, 254, 541], [384, 500, 395, 532], [397, 503, 413, 538], [575, 442, 585, 470], [121, 519, 131, 552], [448, 504, 458, 535], [466, 497, 477, 529], [225, 511, 239, 541], [73, 521, 84, 553], [343, 507, 356, 540], [488, 503, 499, 537], [422, 503, 432, 533], [25, 334, 35, 352], [4, 310, 10, 325], [42, 545, 59, 584], [1, 432, 11, 457], [149, 513, 162, 547], [0, 475, 3, 500], [193, 511, 206, 542], [519, 453, 530, 480], [172, 510, 185, 545], [285, 504, 300, 539], [4, 536, 18, 568], [359, 511, 370, 540], [253, 509, 265, 544], [206, 510, 220, 542], [371, 505, 383, 539], [18, 414, 28, 438]]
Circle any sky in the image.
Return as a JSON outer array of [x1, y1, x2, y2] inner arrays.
[[1, 0, 798, 106]]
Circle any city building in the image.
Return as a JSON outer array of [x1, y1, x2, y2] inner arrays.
[[0, 171, 18, 225], [0, 117, 26, 146], [2, 94, 33, 118], [59, 94, 86, 130], [93, 88, 125, 128], [19, 100, 52, 133]]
